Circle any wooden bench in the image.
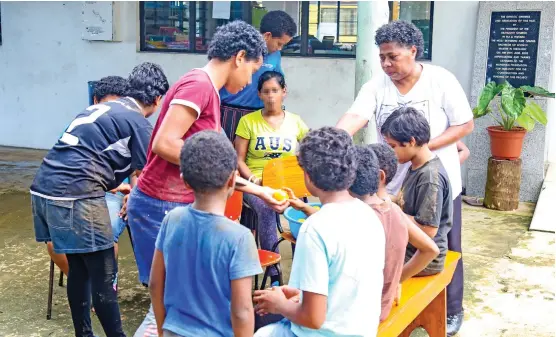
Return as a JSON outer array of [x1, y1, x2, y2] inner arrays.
[[378, 251, 461, 337]]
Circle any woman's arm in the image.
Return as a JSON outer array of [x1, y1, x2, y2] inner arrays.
[[234, 137, 260, 185], [336, 113, 369, 137], [457, 140, 470, 164], [428, 120, 474, 151]]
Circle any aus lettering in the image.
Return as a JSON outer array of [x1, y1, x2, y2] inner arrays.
[[255, 137, 293, 152]]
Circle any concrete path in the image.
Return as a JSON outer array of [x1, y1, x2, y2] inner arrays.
[[0, 146, 553, 336]]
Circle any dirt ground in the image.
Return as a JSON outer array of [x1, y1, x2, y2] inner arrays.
[[0, 146, 554, 337]]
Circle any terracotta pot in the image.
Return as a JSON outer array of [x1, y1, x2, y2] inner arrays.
[[487, 126, 526, 160]]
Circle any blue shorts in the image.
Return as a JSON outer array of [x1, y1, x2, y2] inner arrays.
[[255, 319, 296, 337], [105, 192, 127, 243], [32, 194, 114, 254], [127, 187, 188, 285]]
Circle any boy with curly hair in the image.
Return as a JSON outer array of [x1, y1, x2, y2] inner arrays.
[[30, 62, 169, 337], [220, 10, 297, 142], [254, 127, 385, 337], [149, 130, 262, 337], [352, 144, 439, 321]]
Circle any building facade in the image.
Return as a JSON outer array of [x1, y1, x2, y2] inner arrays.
[[0, 1, 554, 199]]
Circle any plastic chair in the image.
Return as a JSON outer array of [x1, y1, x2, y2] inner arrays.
[[262, 156, 312, 253], [225, 190, 283, 290]]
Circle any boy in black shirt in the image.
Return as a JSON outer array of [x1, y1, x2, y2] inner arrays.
[[380, 107, 452, 275]]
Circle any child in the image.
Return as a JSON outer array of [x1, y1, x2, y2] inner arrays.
[[30, 62, 169, 337], [254, 127, 385, 337], [46, 75, 133, 277], [380, 107, 453, 276], [234, 70, 309, 286], [354, 144, 439, 321], [288, 143, 439, 322], [128, 21, 288, 337], [220, 10, 297, 142], [149, 130, 262, 337]]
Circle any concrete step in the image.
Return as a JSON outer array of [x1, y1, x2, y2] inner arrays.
[[529, 163, 556, 233]]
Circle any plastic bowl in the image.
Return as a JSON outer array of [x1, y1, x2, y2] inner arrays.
[[283, 203, 322, 238]]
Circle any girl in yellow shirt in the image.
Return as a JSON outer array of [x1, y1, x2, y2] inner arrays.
[[235, 71, 309, 285]]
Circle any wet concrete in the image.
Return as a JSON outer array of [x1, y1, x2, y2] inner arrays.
[[0, 146, 553, 336]]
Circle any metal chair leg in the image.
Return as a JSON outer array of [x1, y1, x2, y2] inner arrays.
[[271, 238, 285, 253], [274, 263, 283, 286], [260, 267, 271, 290], [47, 260, 54, 320], [58, 270, 64, 287]]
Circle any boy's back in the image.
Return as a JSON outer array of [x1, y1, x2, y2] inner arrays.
[[371, 200, 409, 321], [156, 206, 262, 337], [400, 156, 452, 273], [289, 198, 385, 336]]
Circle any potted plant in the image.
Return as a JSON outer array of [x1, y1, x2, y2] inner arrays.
[[473, 81, 554, 159]]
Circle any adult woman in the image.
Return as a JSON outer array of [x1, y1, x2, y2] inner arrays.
[[336, 21, 473, 336], [235, 71, 309, 286]]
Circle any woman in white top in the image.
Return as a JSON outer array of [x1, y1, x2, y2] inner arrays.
[[336, 20, 473, 337]]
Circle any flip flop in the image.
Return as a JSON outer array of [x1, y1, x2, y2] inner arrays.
[[462, 196, 483, 207]]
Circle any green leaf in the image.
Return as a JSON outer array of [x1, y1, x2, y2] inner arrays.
[[520, 85, 556, 98], [523, 101, 548, 125], [475, 82, 504, 116], [501, 86, 526, 120], [516, 112, 535, 131], [473, 106, 492, 119]]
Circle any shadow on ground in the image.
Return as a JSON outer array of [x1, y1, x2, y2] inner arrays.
[[0, 146, 553, 336]]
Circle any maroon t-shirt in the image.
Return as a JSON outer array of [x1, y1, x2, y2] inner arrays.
[[138, 69, 221, 203], [371, 200, 410, 322]]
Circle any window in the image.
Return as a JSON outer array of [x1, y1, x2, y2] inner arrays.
[[389, 1, 434, 59], [139, 1, 433, 60], [140, 1, 250, 52]]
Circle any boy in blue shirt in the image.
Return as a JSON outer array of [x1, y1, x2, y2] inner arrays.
[[149, 130, 262, 337], [220, 10, 297, 142], [253, 127, 386, 337]]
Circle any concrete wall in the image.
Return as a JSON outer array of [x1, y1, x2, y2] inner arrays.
[[0, 1, 480, 151], [546, 24, 556, 164]]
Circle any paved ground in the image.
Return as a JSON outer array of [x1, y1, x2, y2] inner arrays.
[[0, 146, 554, 337]]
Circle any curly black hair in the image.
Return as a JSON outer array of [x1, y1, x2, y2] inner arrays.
[[370, 143, 398, 185], [257, 70, 286, 91], [260, 10, 297, 38], [93, 76, 128, 101], [375, 20, 424, 59], [349, 145, 380, 196], [208, 20, 267, 61], [297, 127, 357, 192], [180, 130, 238, 193], [127, 62, 169, 106], [380, 107, 430, 146]]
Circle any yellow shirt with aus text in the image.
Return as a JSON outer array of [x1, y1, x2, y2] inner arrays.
[[235, 110, 309, 179]]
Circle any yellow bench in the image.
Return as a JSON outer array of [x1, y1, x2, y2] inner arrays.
[[378, 251, 461, 337]]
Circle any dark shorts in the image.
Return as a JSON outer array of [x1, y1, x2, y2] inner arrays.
[[127, 187, 188, 284], [32, 194, 114, 254]]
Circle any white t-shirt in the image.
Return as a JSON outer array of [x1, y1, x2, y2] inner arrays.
[[289, 198, 385, 337], [346, 64, 473, 199]]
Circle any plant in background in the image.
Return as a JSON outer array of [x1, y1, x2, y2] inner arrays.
[[473, 81, 554, 131]]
